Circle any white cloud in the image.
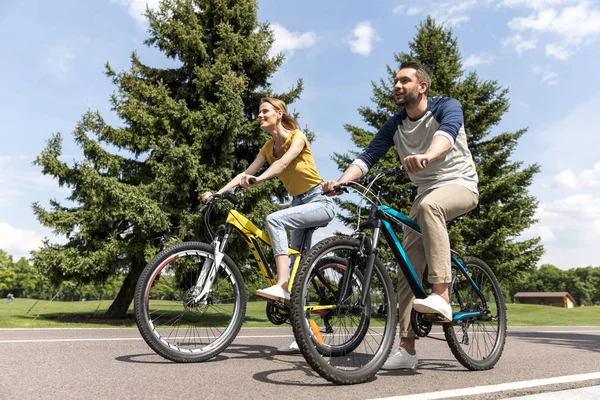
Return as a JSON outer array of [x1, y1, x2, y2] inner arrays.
[[112, 0, 162, 26], [522, 193, 600, 268], [498, 0, 572, 9], [503, 0, 600, 60], [270, 24, 317, 56], [44, 44, 76, 78], [503, 34, 537, 54], [545, 42, 569, 59], [43, 37, 90, 79], [554, 162, 600, 189], [0, 156, 67, 208], [531, 64, 559, 84], [406, 7, 423, 16], [392, 5, 406, 14], [463, 52, 495, 68], [349, 22, 380, 56], [0, 222, 46, 258], [429, 0, 478, 27], [393, 5, 423, 16]]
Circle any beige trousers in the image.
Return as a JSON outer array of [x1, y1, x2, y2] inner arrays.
[[398, 184, 478, 338]]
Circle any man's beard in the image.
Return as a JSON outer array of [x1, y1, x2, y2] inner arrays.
[[396, 89, 420, 107]]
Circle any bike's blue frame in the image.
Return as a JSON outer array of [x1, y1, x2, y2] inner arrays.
[[376, 205, 485, 323]]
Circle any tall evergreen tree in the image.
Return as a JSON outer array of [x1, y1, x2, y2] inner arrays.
[[334, 17, 543, 284], [32, 0, 303, 317]]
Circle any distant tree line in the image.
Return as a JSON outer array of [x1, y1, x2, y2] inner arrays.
[[510, 264, 600, 306], [3, 248, 598, 305], [0, 249, 122, 301], [0, 248, 269, 302]]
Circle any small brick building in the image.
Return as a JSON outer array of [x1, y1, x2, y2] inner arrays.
[[513, 292, 575, 308]]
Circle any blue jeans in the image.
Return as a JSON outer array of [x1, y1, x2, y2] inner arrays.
[[265, 185, 335, 257]]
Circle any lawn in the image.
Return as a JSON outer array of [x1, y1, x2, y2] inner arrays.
[[1, 298, 599, 329], [0, 298, 276, 328]]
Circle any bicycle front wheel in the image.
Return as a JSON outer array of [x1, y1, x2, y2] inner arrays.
[[444, 256, 507, 370], [290, 236, 397, 385], [134, 241, 246, 362]]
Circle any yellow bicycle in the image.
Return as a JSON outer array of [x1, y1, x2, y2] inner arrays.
[[133, 184, 337, 362]]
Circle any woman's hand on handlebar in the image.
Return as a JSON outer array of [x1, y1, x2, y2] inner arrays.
[[201, 191, 213, 204], [240, 174, 259, 188]]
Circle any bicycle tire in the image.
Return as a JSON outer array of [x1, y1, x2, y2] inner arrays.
[[134, 241, 246, 362], [444, 256, 507, 370], [290, 236, 397, 385]]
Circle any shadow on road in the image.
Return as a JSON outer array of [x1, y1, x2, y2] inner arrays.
[[116, 343, 284, 364], [508, 330, 600, 353], [115, 353, 177, 364], [378, 358, 467, 377], [252, 361, 336, 387]]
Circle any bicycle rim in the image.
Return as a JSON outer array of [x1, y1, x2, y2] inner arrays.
[[135, 242, 246, 362], [444, 256, 507, 370]]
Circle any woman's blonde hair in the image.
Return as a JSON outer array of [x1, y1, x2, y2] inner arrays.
[[260, 97, 300, 131]]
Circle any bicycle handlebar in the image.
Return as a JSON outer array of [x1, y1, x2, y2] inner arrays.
[[332, 165, 405, 192], [200, 185, 243, 212], [332, 160, 428, 193]]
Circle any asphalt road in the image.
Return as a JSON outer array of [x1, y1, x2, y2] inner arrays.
[[1, 326, 599, 399]]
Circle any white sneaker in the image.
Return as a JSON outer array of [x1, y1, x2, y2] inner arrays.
[[413, 293, 452, 322], [255, 285, 290, 303], [277, 338, 300, 355], [381, 347, 418, 370]]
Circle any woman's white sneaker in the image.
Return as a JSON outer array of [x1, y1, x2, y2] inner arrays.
[[381, 347, 418, 370], [255, 285, 290, 302]]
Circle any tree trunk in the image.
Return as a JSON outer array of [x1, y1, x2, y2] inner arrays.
[[105, 258, 145, 318]]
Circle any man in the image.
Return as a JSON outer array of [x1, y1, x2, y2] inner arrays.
[[323, 61, 479, 370]]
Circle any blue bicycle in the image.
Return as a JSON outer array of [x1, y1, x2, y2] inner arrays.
[[290, 166, 507, 385]]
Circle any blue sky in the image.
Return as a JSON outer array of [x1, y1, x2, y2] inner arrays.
[[1, 0, 599, 270]]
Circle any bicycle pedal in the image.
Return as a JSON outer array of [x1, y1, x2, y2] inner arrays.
[[269, 299, 289, 310], [421, 313, 446, 323]]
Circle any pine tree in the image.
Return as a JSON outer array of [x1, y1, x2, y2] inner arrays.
[[334, 17, 543, 284], [32, 0, 303, 317]]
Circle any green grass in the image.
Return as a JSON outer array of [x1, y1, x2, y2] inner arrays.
[[0, 298, 276, 328], [1, 299, 599, 329], [506, 303, 600, 326]]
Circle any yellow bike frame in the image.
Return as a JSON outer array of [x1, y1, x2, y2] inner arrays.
[[225, 209, 302, 290]]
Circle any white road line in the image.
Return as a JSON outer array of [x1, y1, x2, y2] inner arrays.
[[373, 372, 600, 400], [0, 334, 295, 343]]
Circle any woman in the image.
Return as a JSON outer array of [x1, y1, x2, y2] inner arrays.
[[202, 97, 335, 325]]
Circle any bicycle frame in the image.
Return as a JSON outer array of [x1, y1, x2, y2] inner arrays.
[[222, 209, 303, 290], [375, 205, 486, 322], [327, 170, 489, 324]]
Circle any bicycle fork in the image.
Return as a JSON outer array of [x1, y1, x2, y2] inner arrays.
[[359, 222, 381, 307], [192, 226, 232, 304]]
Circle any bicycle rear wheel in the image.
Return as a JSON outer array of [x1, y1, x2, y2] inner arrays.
[[134, 241, 246, 362], [444, 256, 506, 370], [290, 236, 396, 385]]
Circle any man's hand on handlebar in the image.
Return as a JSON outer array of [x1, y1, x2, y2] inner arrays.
[[402, 154, 429, 173], [322, 180, 346, 196]]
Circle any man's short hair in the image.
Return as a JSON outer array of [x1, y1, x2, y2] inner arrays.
[[399, 61, 432, 95]]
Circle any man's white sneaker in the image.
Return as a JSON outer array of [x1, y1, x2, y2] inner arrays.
[[277, 338, 300, 355], [256, 285, 290, 303], [413, 293, 452, 322], [381, 347, 418, 370]]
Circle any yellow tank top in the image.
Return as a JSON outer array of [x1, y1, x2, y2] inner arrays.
[[259, 130, 323, 196]]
